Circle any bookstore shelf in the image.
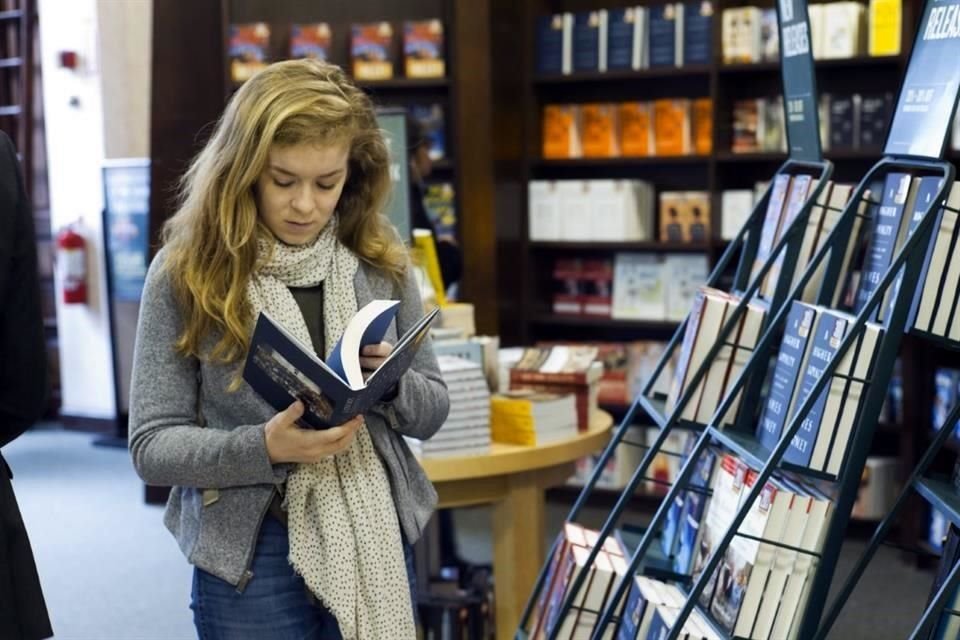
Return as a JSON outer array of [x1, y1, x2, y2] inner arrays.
[[914, 478, 960, 529], [529, 241, 711, 253], [533, 65, 712, 85], [718, 55, 902, 74], [532, 156, 711, 169], [530, 314, 680, 332], [708, 426, 839, 482], [715, 149, 880, 163]]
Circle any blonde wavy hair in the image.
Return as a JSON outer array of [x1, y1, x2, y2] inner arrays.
[[161, 58, 408, 364]]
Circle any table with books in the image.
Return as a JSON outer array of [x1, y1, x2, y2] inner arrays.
[[419, 409, 613, 640]]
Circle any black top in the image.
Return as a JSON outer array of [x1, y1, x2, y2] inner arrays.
[[289, 284, 325, 357]]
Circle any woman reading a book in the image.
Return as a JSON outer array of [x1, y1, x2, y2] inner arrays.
[[128, 58, 449, 640]]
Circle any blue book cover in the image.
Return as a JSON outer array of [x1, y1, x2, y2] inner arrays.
[[778, 0, 823, 161], [607, 8, 637, 71], [829, 96, 856, 149], [884, 0, 960, 158], [572, 11, 602, 72], [409, 103, 446, 161], [906, 177, 948, 327], [674, 447, 717, 573], [617, 578, 649, 640], [756, 301, 817, 452], [646, 607, 673, 640], [649, 4, 678, 67], [661, 435, 697, 558], [536, 14, 566, 75], [243, 305, 438, 429], [854, 172, 912, 318], [784, 311, 849, 467], [683, 1, 713, 65]]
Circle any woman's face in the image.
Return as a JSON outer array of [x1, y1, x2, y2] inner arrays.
[[255, 141, 350, 246]]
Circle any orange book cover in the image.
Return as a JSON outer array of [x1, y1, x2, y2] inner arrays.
[[693, 98, 713, 155], [404, 19, 445, 78], [618, 102, 653, 156], [351, 22, 394, 80], [580, 103, 619, 158], [542, 105, 580, 159], [653, 99, 691, 156]]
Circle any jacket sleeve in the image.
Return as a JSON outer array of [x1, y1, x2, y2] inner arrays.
[[127, 253, 285, 489], [0, 132, 47, 448], [371, 264, 450, 440]]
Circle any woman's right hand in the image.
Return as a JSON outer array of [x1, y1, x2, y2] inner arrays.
[[264, 401, 363, 464]]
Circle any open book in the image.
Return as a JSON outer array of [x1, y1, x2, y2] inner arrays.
[[243, 300, 440, 429]]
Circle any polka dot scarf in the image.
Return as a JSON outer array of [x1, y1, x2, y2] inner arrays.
[[246, 217, 416, 640]]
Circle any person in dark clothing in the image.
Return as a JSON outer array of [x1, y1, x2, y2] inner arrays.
[[407, 116, 462, 292], [0, 131, 52, 640]]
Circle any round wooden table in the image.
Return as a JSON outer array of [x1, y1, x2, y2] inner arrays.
[[419, 411, 613, 640]]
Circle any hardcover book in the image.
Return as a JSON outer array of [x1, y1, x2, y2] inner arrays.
[[536, 13, 572, 75], [404, 19, 445, 78], [572, 10, 604, 72], [351, 22, 395, 81], [243, 302, 439, 429], [607, 7, 640, 71], [683, 1, 714, 65], [290, 23, 332, 61]]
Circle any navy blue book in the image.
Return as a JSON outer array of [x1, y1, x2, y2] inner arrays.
[[854, 172, 912, 318], [536, 14, 566, 75], [885, 176, 943, 324], [757, 301, 817, 452], [784, 310, 849, 467], [828, 95, 856, 149], [858, 93, 893, 149], [572, 11, 602, 72], [617, 577, 648, 640], [683, 1, 713, 65], [243, 302, 439, 429], [661, 435, 697, 558], [649, 3, 678, 67], [674, 446, 718, 573], [607, 7, 637, 71]]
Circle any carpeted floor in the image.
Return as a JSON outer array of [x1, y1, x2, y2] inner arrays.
[[2, 426, 938, 639]]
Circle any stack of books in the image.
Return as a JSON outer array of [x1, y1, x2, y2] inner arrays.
[[610, 254, 708, 322], [658, 191, 712, 244], [528, 179, 656, 241], [535, 4, 714, 75], [665, 287, 768, 427], [405, 355, 490, 458], [509, 346, 603, 431], [490, 391, 577, 446], [542, 99, 712, 159]]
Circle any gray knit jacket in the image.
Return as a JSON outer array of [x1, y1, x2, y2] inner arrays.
[[128, 248, 449, 588]]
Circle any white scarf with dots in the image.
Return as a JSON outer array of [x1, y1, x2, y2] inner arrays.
[[246, 217, 416, 640]]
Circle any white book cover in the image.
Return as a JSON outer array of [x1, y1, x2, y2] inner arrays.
[[829, 191, 871, 308], [529, 180, 561, 241], [674, 2, 685, 67], [696, 295, 744, 425], [825, 322, 882, 476], [721, 189, 755, 241], [612, 253, 665, 320], [802, 183, 854, 303], [720, 300, 766, 427], [821, 2, 865, 59], [730, 483, 793, 638], [663, 255, 709, 321], [556, 180, 591, 240], [778, 497, 834, 640], [790, 181, 833, 298], [915, 183, 960, 331], [934, 214, 960, 337], [632, 6, 647, 70], [750, 489, 813, 639], [598, 9, 609, 72], [681, 290, 731, 422], [562, 12, 574, 74], [808, 4, 826, 59]]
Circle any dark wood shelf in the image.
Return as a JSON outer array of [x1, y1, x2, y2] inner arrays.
[[715, 149, 880, 163], [531, 314, 681, 332], [354, 77, 449, 90], [530, 240, 711, 252], [430, 158, 454, 172], [534, 65, 711, 85], [534, 155, 710, 169], [718, 55, 903, 74]]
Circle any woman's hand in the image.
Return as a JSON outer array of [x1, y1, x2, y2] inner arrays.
[[264, 401, 363, 464], [360, 341, 394, 380]]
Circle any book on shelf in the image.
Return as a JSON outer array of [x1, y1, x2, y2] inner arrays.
[[403, 19, 445, 78], [858, 93, 894, 149], [760, 8, 779, 62], [789, 181, 834, 300], [619, 102, 654, 156], [851, 456, 900, 520], [409, 103, 446, 161], [672, 445, 720, 574], [243, 302, 439, 429], [529, 179, 655, 241], [663, 255, 709, 321], [828, 93, 860, 150], [662, 435, 699, 558], [909, 181, 960, 334], [821, 2, 867, 59], [721, 190, 755, 241], [572, 10, 605, 73], [808, 4, 827, 59], [721, 6, 762, 64], [607, 7, 644, 71], [646, 428, 690, 495], [761, 175, 815, 300], [653, 99, 693, 155], [893, 177, 943, 326], [228, 23, 270, 85], [732, 99, 761, 153], [659, 191, 711, 244], [612, 253, 665, 321], [580, 259, 615, 317], [649, 3, 681, 67], [422, 182, 456, 239], [490, 391, 577, 446], [552, 258, 583, 315], [692, 98, 713, 155], [716, 298, 767, 427], [683, 1, 714, 66], [290, 23, 331, 61], [800, 183, 862, 306], [510, 345, 602, 430], [581, 103, 620, 157], [412, 228, 447, 307], [536, 13, 572, 75], [620, 576, 682, 640], [926, 522, 960, 640], [868, 0, 902, 56], [542, 105, 582, 159], [749, 174, 793, 287], [351, 22, 395, 81]]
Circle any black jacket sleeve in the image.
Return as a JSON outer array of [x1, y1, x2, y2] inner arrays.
[[0, 132, 47, 448]]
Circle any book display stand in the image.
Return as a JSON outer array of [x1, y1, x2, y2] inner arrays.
[[516, 0, 960, 637]]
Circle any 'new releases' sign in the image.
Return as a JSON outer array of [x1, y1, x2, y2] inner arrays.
[[885, 0, 960, 157], [777, 0, 823, 162]]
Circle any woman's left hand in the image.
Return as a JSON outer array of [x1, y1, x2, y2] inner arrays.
[[360, 341, 394, 379]]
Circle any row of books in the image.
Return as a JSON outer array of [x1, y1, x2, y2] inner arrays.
[[536, 4, 713, 76], [553, 255, 707, 322], [228, 19, 445, 84], [722, 0, 901, 65], [542, 100, 712, 159], [731, 97, 787, 154], [407, 103, 446, 162], [568, 427, 686, 494], [932, 368, 960, 441], [528, 180, 656, 242], [659, 191, 712, 244], [491, 391, 579, 447]]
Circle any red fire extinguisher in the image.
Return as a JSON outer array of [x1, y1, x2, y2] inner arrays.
[[57, 222, 88, 304]]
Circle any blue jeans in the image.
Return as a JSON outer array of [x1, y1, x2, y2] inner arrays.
[[191, 514, 417, 640]]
